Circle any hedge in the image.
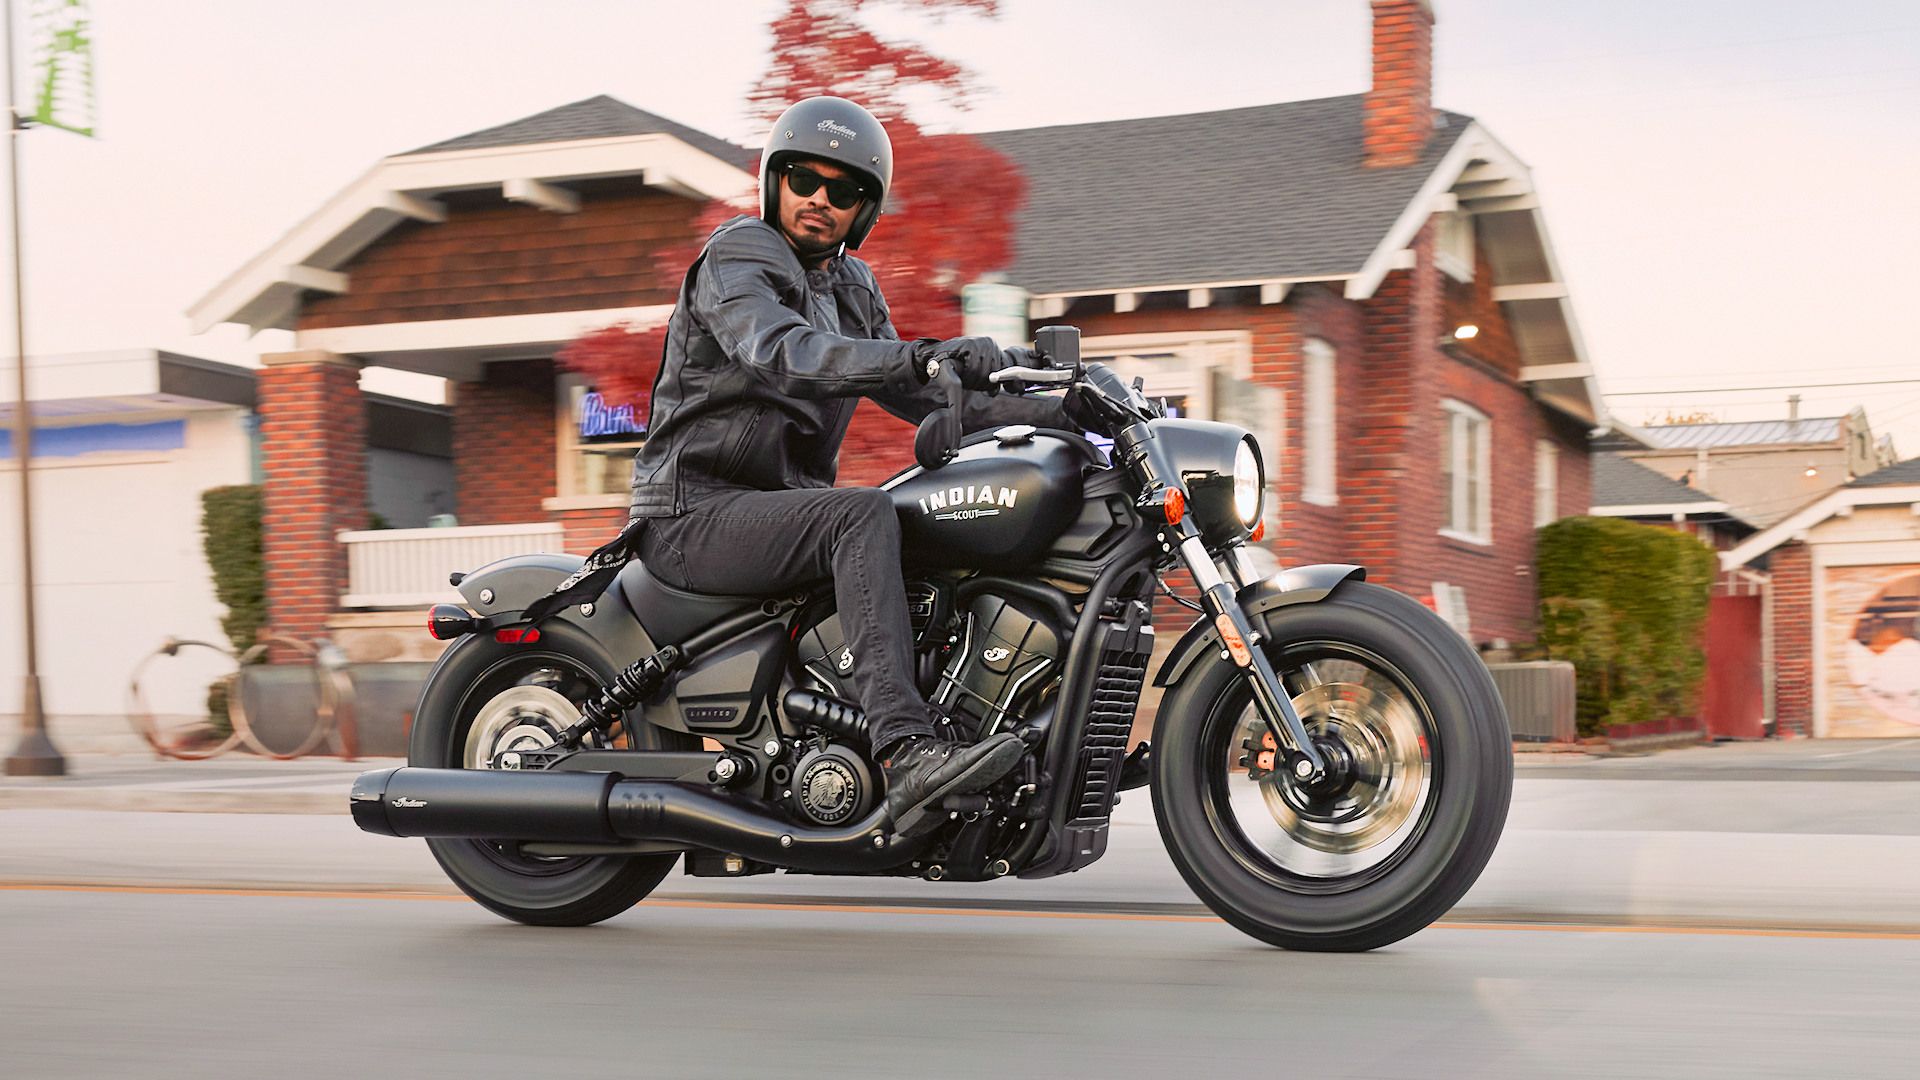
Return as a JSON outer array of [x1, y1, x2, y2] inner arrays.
[[201, 485, 265, 655], [1536, 516, 1718, 736]]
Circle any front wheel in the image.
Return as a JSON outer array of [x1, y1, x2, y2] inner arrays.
[[1152, 582, 1512, 951], [410, 621, 696, 926]]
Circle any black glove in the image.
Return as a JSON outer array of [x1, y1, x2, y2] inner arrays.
[[1062, 384, 1105, 434], [919, 335, 1015, 391]]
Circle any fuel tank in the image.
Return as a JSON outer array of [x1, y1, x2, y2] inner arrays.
[[884, 428, 1088, 568]]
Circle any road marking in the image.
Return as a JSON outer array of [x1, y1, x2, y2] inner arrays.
[[7, 883, 1920, 940], [1814, 741, 1911, 761]]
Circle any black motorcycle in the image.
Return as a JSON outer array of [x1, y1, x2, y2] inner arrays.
[[350, 326, 1512, 952]]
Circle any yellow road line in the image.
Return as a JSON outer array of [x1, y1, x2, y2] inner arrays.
[[5, 883, 1919, 941]]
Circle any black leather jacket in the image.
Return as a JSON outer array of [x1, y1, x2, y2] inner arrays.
[[628, 216, 1068, 518]]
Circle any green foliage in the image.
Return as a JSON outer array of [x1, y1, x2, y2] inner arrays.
[[201, 485, 265, 656], [1536, 516, 1718, 735]]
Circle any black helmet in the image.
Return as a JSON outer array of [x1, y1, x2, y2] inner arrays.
[[759, 96, 893, 250]]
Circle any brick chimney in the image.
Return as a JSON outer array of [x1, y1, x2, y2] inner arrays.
[[1363, 0, 1435, 168]]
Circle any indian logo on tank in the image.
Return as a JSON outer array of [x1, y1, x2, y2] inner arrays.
[[918, 485, 1018, 522]]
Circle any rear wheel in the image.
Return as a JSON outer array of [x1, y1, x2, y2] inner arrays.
[[410, 621, 695, 926], [1152, 582, 1512, 951]]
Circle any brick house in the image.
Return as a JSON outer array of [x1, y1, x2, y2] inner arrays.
[[1719, 457, 1920, 737], [1589, 453, 1766, 737], [189, 0, 1615, 667]]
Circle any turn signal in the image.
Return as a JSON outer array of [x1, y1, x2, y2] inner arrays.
[[426, 604, 475, 640], [1250, 520, 1266, 542], [1163, 488, 1187, 525]]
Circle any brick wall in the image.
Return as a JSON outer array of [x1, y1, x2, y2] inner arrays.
[[558, 506, 630, 555], [296, 187, 706, 330], [258, 352, 365, 653], [1354, 224, 1444, 594], [450, 359, 558, 525], [1364, 0, 1435, 168], [1770, 541, 1813, 735]]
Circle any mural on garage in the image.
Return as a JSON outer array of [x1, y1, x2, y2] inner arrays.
[[1827, 567, 1920, 735]]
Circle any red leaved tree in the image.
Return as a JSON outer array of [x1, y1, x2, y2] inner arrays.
[[557, 0, 1026, 478]]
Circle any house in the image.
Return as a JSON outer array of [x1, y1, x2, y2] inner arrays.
[[0, 350, 447, 750], [1608, 405, 1899, 527], [187, 0, 1617, 670], [1720, 456, 1920, 737], [1589, 452, 1766, 737]]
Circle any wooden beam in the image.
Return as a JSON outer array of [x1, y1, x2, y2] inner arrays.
[[1456, 178, 1531, 199], [382, 191, 446, 223], [1260, 282, 1290, 305], [1519, 361, 1592, 383], [1457, 161, 1509, 184], [1462, 194, 1540, 214], [504, 178, 581, 214], [1492, 282, 1569, 302], [1388, 249, 1418, 271], [1028, 297, 1068, 319], [1430, 192, 1459, 213], [280, 265, 349, 294], [1187, 288, 1212, 309], [1114, 292, 1139, 314]]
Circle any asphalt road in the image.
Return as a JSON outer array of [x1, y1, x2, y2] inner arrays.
[[4, 886, 1916, 1080]]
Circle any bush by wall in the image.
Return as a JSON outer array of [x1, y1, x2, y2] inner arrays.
[[1536, 516, 1717, 735], [201, 485, 265, 655]]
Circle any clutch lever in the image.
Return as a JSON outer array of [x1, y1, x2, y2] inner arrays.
[[989, 365, 1077, 387]]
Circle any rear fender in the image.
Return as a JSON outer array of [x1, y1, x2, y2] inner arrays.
[[1152, 563, 1366, 688], [453, 553, 657, 663]]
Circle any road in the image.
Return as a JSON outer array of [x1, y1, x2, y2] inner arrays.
[[4, 886, 1917, 1079], [4, 739, 1920, 1077]]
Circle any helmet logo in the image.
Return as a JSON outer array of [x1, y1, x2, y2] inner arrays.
[[816, 119, 858, 140]]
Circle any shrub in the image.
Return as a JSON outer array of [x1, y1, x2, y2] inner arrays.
[[1536, 516, 1717, 735], [201, 485, 265, 655]]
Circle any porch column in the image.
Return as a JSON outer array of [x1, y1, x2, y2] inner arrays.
[[259, 350, 365, 653]]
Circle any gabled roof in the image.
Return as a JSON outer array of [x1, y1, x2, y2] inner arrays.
[[404, 95, 758, 170], [1721, 455, 1920, 570], [1853, 456, 1920, 487], [976, 96, 1471, 296], [1636, 417, 1846, 450], [1591, 453, 1722, 511]]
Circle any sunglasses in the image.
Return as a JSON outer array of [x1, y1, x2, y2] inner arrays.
[[784, 164, 867, 211]]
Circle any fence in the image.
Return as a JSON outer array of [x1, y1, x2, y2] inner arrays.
[[338, 522, 568, 608]]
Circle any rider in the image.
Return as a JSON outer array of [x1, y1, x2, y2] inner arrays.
[[626, 96, 1070, 828]]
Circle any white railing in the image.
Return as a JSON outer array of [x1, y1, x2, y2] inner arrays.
[[339, 522, 568, 608]]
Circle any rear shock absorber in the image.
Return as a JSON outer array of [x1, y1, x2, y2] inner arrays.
[[555, 645, 682, 748]]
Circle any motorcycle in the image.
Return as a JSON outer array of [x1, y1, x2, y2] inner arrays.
[[350, 325, 1512, 951]]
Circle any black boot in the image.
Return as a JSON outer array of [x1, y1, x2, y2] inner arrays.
[[881, 732, 1024, 836]]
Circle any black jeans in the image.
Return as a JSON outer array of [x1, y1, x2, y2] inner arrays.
[[636, 487, 932, 753]]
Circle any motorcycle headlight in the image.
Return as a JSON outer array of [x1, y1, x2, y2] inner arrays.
[[1233, 438, 1263, 526]]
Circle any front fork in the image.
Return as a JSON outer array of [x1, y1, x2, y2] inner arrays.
[[1172, 526, 1328, 781]]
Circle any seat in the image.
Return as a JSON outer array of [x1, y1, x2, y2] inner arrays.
[[615, 559, 763, 647]]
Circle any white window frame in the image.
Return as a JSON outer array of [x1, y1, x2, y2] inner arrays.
[[552, 372, 647, 507], [1434, 210, 1475, 283], [1534, 438, 1560, 527], [1440, 399, 1492, 544], [1302, 338, 1337, 506]]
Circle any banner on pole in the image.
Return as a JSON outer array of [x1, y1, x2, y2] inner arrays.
[[30, 0, 95, 137]]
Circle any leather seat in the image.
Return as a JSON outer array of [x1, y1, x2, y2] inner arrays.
[[616, 559, 762, 646]]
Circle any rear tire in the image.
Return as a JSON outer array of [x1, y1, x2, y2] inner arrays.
[[1151, 582, 1512, 951], [410, 621, 695, 927]]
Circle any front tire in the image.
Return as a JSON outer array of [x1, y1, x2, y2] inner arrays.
[[410, 621, 696, 926], [1152, 582, 1512, 951]]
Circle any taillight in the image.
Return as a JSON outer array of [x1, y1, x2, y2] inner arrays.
[[426, 604, 475, 640], [494, 627, 542, 644]]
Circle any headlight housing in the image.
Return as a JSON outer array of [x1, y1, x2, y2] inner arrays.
[[1233, 437, 1263, 527]]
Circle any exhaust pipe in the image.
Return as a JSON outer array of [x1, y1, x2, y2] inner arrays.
[[351, 767, 923, 871]]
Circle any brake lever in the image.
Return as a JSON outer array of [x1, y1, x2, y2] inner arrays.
[[988, 365, 1077, 386]]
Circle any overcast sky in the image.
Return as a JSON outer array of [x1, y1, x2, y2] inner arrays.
[[9, 0, 1919, 455]]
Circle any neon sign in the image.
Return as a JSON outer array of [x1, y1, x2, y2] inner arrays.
[[577, 391, 645, 439]]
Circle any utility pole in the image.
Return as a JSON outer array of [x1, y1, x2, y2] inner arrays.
[[3, 0, 64, 776]]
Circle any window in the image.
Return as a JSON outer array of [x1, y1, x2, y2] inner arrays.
[[1534, 439, 1560, 527], [1302, 338, 1337, 505], [1441, 400, 1491, 542], [1434, 210, 1475, 282], [555, 375, 647, 499]]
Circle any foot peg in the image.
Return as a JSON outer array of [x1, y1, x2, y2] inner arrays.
[[1117, 741, 1152, 791]]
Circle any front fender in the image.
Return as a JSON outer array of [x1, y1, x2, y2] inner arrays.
[[454, 553, 657, 663], [1151, 563, 1366, 688]]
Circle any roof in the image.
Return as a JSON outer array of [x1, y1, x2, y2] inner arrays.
[[975, 95, 1473, 296], [1636, 417, 1844, 450], [405, 94, 758, 170], [1852, 456, 1920, 487], [1591, 453, 1719, 509]]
